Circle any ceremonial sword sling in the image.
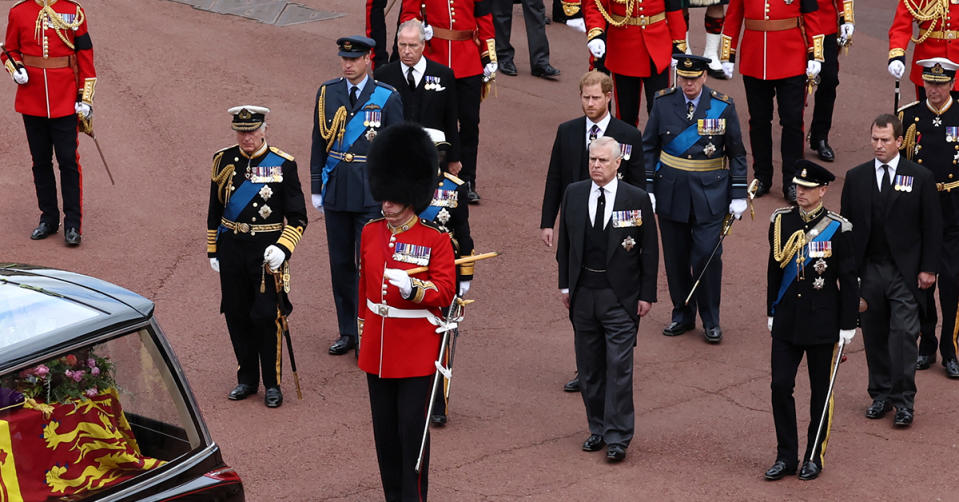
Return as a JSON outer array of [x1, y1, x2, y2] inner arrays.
[[895, 78, 901, 113], [265, 263, 303, 400], [684, 179, 760, 306]]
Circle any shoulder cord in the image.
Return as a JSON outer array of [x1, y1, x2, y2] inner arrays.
[[903, 0, 947, 44], [592, 0, 635, 28], [772, 213, 807, 270], [34, 4, 84, 50], [317, 85, 348, 153]]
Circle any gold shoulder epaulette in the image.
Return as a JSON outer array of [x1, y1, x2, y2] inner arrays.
[[897, 101, 920, 114], [364, 216, 385, 227], [710, 89, 731, 103], [12, 0, 28, 6], [443, 172, 465, 185], [419, 218, 446, 233], [655, 87, 677, 98], [827, 211, 853, 232], [269, 146, 294, 161], [769, 206, 793, 223]]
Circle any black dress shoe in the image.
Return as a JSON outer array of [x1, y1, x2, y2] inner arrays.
[[564, 376, 580, 392], [64, 227, 81, 246], [663, 321, 694, 337], [707, 68, 729, 80], [753, 179, 771, 198], [582, 434, 605, 452], [531, 64, 561, 79], [430, 413, 447, 426], [945, 359, 959, 379], [865, 399, 892, 419], [264, 387, 283, 408], [606, 444, 626, 462], [894, 408, 914, 427], [764, 460, 797, 480], [704, 326, 722, 344], [798, 460, 821, 481], [916, 354, 935, 370], [785, 185, 797, 205], [328, 335, 355, 355], [467, 190, 481, 204], [228, 383, 257, 401], [810, 138, 836, 162], [500, 60, 518, 76], [30, 221, 57, 240]]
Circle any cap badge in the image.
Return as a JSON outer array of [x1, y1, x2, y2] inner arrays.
[[683, 58, 693, 68], [343, 41, 352, 51], [933, 63, 944, 74], [238, 109, 252, 120], [801, 168, 807, 177]]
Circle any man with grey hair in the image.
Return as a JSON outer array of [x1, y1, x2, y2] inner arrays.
[[374, 20, 461, 174], [556, 136, 658, 462]]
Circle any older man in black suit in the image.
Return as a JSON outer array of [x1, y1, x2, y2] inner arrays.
[[556, 136, 658, 462], [839, 114, 942, 427]]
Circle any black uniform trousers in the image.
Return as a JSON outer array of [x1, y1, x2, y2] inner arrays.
[[860, 258, 920, 411], [919, 230, 959, 362], [492, 0, 551, 69], [217, 233, 281, 389], [23, 114, 83, 232], [771, 337, 836, 468], [367, 0, 390, 69], [325, 207, 381, 341], [572, 285, 637, 447], [742, 74, 806, 194], [658, 214, 723, 329], [612, 64, 669, 128], [456, 75, 483, 190], [368, 373, 432, 502], [809, 35, 839, 143]]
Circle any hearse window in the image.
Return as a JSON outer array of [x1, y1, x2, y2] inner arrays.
[[0, 282, 100, 346]]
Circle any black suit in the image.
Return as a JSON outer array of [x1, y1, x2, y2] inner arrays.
[[840, 157, 942, 412], [374, 58, 462, 163], [557, 178, 658, 447], [541, 115, 645, 230]]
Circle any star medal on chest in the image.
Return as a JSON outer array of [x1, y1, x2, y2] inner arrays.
[[259, 185, 273, 201], [437, 207, 451, 225], [814, 257, 827, 275], [812, 276, 825, 290], [703, 142, 717, 157], [621, 235, 636, 251], [947, 126, 958, 143], [934, 116, 943, 127], [258, 205, 272, 219]]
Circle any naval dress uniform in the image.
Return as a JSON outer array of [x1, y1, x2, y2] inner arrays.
[[642, 71, 747, 342], [765, 165, 857, 480], [889, 0, 959, 99], [207, 134, 307, 405], [3, 0, 96, 242]]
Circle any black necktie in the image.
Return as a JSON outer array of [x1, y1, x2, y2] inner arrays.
[[687, 101, 695, 121], [594, 188, 606, 229], [407, 67, 416, 90], [350, 86, 359, 107], [881, 164, 892, 192]]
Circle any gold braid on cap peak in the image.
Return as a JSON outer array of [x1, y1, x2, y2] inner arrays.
[[317, 86, 347, 153]]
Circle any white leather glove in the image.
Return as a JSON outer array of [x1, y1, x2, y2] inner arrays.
[[729, 198, 748, 219], [12, 67, 28, 85], [263, 245, 285, 270], [839, 329, 856, 344], [384, 268, 413, 298], [566, 18, 586, 33], [840, 23, 854, 40], [648, 193, 657, 213], [806, 60, 822, 78], [671, 57, 678, 69], [209, 258, 220, 273], [767, 316, 774, 332], [311, 194, 324, 214], [74, 102, 91, 119], [587, 39, 606, 58], [888, 60, 905, 80], [458, 281, 471, 297], [424, 24, 434, 41], [483, 62, 497, 79], [721, 61, 735, 80]]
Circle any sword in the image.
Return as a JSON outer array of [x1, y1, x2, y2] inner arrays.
[[269, 265, 303, 400], [82, 129, 116, 186], [894, 79, 901, 112], [404, 251, 500, 275], [0, 42, 23, 71], [809, 339, 845, 465]]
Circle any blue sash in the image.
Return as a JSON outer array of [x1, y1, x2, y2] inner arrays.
[[321, 84, 393, 197], [771, 219, 840, 313], [657, 99, 728, 171], [218, 151, 284, 237]]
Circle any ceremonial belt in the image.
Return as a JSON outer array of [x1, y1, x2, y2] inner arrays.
[[610, 11, 666, 27], [919, 28, 959, 40], [659, 151, 726, 171], [432, 27, 474, 41], [21, 54, 74, 69], [772, 218, 840, 313], [744, 17, 800, 32], [220, 217, 283, 234], [367, 299, 441, 325], [938, 180, 959, 192], [328, 151, 367, 163]]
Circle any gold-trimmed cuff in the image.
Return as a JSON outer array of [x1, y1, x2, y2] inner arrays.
[[889, 48, 906, 59], [843, 0, 854, 24], [3, 59, 15, 76], [720, 34, 732, 61], [409, 278, 437, 303], [587, 27, 604, 41], [357, 318, 364, 338], [482, 39, 495, 58], [459, 250, 475, 276], [81, 77, 96, 105], [673, 39, 688, 53], [562, 0, 580, 16], [276, 225, 304, 255], [207, 229, 218, 254], [812, 34, 825, 62]]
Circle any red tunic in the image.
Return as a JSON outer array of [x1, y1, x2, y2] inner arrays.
[[358, 217, 456, 379], [889, 0, 959, 91], [722, 0, 823, 81], [2, 0, 96, 118], [400, 0, 496, 79], [582, 0, 687, 77]]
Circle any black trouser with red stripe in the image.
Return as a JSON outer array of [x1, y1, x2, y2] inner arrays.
[[22, 114, 83, 232], [368, 373, 432, 502], [456, 75, 483, 190], [612, 63, 669, 128]]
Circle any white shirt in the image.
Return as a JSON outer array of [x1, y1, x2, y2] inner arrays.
[[588, 177, 618, 229], [585, 112, 612, 147], [400, 56, 427, 88], [874, 154, 900, 190], [348, 74, 369, 100]]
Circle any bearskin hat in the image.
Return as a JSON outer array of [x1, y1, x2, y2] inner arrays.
[[368, 123, 438, 213]]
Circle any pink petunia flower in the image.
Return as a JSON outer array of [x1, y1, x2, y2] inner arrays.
[[70, 370, 85, 382], [87, 358, 96, 368], [84, 388, 98, 398], [34, 364, 50, 378], [90, 366, 100, 376]]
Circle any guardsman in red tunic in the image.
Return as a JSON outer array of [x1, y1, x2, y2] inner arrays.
[[889, 0, 959, 100], [807, 0, 855, 163], [720, 0, 824, 203], [400, 0, 496, 203], [582, 0, 688, 127], [2, 0, 96, 246], [358, 124, 456, 502]]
